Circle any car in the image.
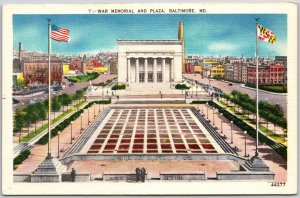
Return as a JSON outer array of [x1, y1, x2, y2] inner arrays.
[[228, 83, 233, 86], [13, 98, 20, 104], [69, 83, 75, 87]]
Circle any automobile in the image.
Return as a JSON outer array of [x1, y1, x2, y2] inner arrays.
[[69, 83, 75, 87], [13, 98, 20, 104], [228, 83, 233, 86]]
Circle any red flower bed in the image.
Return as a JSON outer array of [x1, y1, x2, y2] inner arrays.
[[162, 150, 173, 153], [117, 150, 128, 153], [104, 144, 116, 150], [147, 139, 157, 143], [118, 144, 130, 149], [147, 144, 157, 149], [90, 144, 102, 150], [94, 139, 105, 144], [87, 150, 98, 153], [135, 134, 144, 138], [121, 139, 131, 143], [134, 139, 144, 143], [205, 150, 217, 153], [161, 144, 172, 149], [175, 144, 186, 149], [147, 150, 158, 153], [110, 135, 119, 138], [202, 144, 214, 149], [102, 150, 114, 153], [133, 144, 143, 149], [191, 150, 202, 153], [176, 150, 188, 153], [188, 144, 200, 149], [132, 149, 143, 153]]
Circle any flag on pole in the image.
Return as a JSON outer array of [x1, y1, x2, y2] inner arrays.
[[51, 25, 70, 42], [257, 24, 276, 44]]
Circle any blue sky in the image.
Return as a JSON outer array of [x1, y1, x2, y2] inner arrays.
[[13, 14, 287, 57]]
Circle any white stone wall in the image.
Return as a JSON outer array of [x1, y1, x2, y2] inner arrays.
[[117, 40, 183, 84]]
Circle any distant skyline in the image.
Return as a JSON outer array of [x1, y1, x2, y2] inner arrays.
[[13, 14, 287, 57]]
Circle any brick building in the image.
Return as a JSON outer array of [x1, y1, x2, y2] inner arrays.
[[269, 63, 284, 84], [23, 60, 63, 85], [247, 65, 270, 84]]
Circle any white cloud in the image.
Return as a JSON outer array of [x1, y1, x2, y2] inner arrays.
[[207, 42, 237, 51]]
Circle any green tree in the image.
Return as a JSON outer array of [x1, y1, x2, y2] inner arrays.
[[51, 97, 61, 119], [60, 93, 72, 111], [36, 102, 47, 126], [26, 104, 39, 134]]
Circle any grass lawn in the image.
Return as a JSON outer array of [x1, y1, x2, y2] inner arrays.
[[259, 125, 285, 143], [20, 101, 86, 142], [66, 72, 99, 83], [245, 83, 287, 93]]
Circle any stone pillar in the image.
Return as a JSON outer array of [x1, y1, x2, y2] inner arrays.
[[144, 58, 148, 83], [153, 58, 157, 83], [135, 58, 139, 83], [127, 58, 130, 83], [162, 58, 166, 83], [171, 58, 174, 82]]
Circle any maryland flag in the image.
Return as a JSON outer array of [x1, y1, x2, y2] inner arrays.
[[257, 24, 276, 44]]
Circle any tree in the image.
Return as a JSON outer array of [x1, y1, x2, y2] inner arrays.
[[14, 108, 27, 142], [36, 102, 47, 126], [26, 104, 39, 134], [60, 94, 72, 111], [51, 97, 61, 119]]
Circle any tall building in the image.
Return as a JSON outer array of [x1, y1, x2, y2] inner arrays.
[[247, 65, 270, 84], [23, 60, 63, 85], [178, 21, 186, 73], [275, 56, 287, 86]]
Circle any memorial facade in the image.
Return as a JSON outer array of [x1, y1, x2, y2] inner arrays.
[[117, 40, 183, 84]]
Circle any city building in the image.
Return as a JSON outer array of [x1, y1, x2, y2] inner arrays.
[[193, 65, 203, 74], [247, 65, 270, 84], [211, 64, 225, 79], [225, 64, 234, 81], [275, 56, 287, 86], [241, 63, 248, 83], [23, 60, 63, 85], [117, 40, 183, 84], [269, 63, 285, 84]]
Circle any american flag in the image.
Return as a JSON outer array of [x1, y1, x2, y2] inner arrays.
[[51, 25, 70, 42]]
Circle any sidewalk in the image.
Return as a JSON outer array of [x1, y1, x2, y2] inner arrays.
[[14, 103, 106, 174], [194, 103, 287, 182]]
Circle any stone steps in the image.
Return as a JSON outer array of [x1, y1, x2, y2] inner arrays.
[[190, 107, 237, 155]]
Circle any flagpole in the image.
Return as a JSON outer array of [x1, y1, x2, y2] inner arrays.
[[255, 18, 260, 156], [47, 18, 52, 158]]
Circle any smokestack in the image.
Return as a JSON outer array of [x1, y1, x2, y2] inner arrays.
[[18, 42, 23, 71], [178, 21, 186, 74]]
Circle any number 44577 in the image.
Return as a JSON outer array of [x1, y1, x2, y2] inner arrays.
[[271, 182, 286, 187]]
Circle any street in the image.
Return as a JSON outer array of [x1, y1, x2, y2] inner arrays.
[[184, 74, 287, 117]]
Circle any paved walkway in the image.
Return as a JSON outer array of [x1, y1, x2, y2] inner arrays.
[[197, 103, 287, 182], [14, 103, 105, 174]]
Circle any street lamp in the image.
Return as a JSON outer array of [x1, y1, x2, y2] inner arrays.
[[196, 84, 198, 98], [98, 101, 101, 114], [220, 112, 223, 133], [80, 113, 83, 132], [230, 121, 233, 144], [244, 131, 247, 157], [212, 107, 215, 126], [70, 121, 74, 144], [201, 103, 204, 115], [206, 102, 209, 119], [88, 108, 90, 124], [94, 102, 96, 118], [57, 131, 61, 158]]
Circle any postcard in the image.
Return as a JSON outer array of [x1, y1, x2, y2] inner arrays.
[[1, 2, 298, 195]]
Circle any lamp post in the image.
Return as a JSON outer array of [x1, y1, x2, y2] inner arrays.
[[94, 102, 96, 118], [220, 112, 223, 133], [70, 121, 73, 144], [57, 131, 60, 158], [230, 121, 233, 144], [206, 102, 209, 119], [98, 101, 101, 114], [88, 108, 90, 124], [244, 131, 247, 157], [196, 83, 198, 98], [202, 103, 204, 115], [80, 113, 83, 132], [212, 107, 215, 126]]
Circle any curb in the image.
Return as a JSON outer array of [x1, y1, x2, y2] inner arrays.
[[240, 85, 287, 96]]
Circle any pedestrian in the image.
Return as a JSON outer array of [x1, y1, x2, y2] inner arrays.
[[70, 168, 76, 182], [141, 167, 146, 182], [135, 167, 140, 182]]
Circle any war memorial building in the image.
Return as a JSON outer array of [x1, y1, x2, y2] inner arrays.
[[117, 40, 183, 85]]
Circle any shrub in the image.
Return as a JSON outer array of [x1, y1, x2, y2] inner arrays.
[[175, 84, 190, 90], [14, 149, 31, 168], [112, 84, 126, 90]]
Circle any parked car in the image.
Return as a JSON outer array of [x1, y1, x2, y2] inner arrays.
[[69, 83, 75, 87], [13, 98, 20, 104], [228, 83, 233, 86]]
